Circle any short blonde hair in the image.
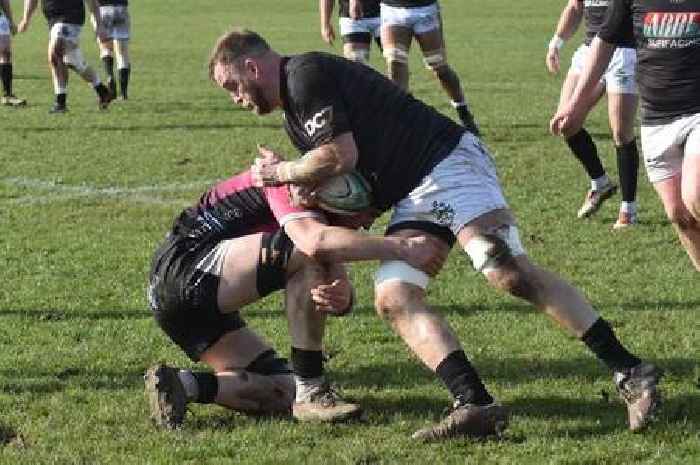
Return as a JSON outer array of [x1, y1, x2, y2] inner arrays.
[[208, 28, 270, 81]]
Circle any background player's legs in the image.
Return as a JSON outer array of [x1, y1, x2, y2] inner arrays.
[[342, 33, 372, 65], [607, 92, 640, 228], [0, 34, 24, 105], [97, 37, 117, 97], [655, 174, 700, 271], [682, 127, 700, 224], [415, 20, 478, 134], [48, 37, 69, 112], [557, 73, 613, 218], [380, 25, 412, 91], [114, 38, 130, 99]]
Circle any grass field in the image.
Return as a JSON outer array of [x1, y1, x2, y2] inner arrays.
[[1, 0, 698, 463]]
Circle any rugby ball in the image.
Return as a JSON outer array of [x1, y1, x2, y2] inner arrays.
[[315, 171, 373, 215]]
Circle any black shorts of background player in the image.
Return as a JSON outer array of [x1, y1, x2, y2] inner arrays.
[[18, 0, 112, 113], [379, 0, 479, 134], [0, 0, 27, 106], [319, 0, 382, 66], [92, 0, 130, 99]]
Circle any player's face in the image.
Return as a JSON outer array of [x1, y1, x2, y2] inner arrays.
[[214, 62, 273, 115]]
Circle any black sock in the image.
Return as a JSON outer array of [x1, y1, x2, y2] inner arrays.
[[0, 63, 12, 96], [56, 93, 67, 106], [582, 318, 641, 372], [616, 139, 639, 203], [291, 347, 324, 379], [118, 66, 130, 99], [191, 372, 218, 404], [566, 128, 606, 181], [102, 55, 115, 80], [436, 350, 494, 405]]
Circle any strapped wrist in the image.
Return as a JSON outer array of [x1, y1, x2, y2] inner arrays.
[[548, 35, 565, 51]]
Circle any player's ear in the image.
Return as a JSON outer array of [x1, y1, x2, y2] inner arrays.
[[243, 57, 259, 79]]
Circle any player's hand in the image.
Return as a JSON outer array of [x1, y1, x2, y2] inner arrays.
[[546, 47, 560, 74], [550, 102, 584, 137], [311, 279, 353, 316], [256, 144, 285, 163], [17, 18, 29, 33], [251, 145, 284, 186], [321, 22, 335, 45], [349, 0, 364, 19], [289, 184, 318, 208], [401, 235, 450, 277]]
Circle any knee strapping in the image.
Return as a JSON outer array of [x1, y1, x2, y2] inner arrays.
[[374, 260, 430, 290], [345, 49, 369, 64], [463, 226, 526, 274], [423, 49, 446, 70], [63, 48, 87, 73], [383, 46, 408, 64]]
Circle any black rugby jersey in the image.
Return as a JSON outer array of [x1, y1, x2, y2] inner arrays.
[[381, 0, 436, 8], [42, 0, 85, 26], [98, 0, 128, 6], [339, 0, 380, 18], [598, 0, 700, 124], [582, 0, 611, 45], [280, 52, 464, 212]]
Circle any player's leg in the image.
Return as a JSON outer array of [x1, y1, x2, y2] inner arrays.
[[112, 6, 131, 100], [558, 47, 613, 218], [380, 4, 413, 91], [339, 16, 372, 65], [92, 7, 117, 97], [606, 48, 640, 229], [414, 9, 478, 135], [653, 176, 700, 270], [681, 120, 700, 224], [47, 31, 69, 113], [0, 19, 25, 106]]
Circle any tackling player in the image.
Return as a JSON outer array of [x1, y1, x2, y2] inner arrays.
[[551, 0, 700, 270], [145, 166, 445, 428], [319, 0, 381, 66], [547, 0, 640, 228], [18, 0, 112, 113], [91, 0, 130, 100], [209, 29, 662, 441], [0, 0, 26, 106], [379, 0, 479, 134]]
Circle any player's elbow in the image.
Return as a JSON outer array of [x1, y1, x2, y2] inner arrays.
[[302, 229, 338, 263]]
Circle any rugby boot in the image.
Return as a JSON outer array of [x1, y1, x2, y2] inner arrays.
[[1, 95, 27, 107], [457, 105, 481, 137], [96, 83, 114, 109], [614, 362, 663, 432], [144, 363, 187, 429], [49, 102, 67, 114], [412, 397, 509, 442], [613, 210, 638, 230], [293, 380, 363, 422], [577, 183, 618, 218]]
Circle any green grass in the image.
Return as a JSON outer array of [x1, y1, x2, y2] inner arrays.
[[1, 0, 698, 463]]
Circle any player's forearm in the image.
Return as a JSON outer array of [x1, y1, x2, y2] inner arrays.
[[569, 37, 616, 107], [319, 0, 334, 25], [277, 138, 357, 185], [554, 2, 583, 42], [303, 226, 409, 264]]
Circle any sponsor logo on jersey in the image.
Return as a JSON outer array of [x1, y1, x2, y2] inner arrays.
[[431, 201, 455, 227], [644, 11, 700, 48], [584, 0, 609, 7], [304, 106, 333, 138]]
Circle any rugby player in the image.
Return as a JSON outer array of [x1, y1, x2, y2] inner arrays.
[[319, 0, 381, 65], [551, 0, 700, 270], [547, 0, 640, 228], [91, 0, 130, 99], [145, 165, 445, 428], [209, 29, 662, 440], [18, 0, 112, 113], [0, 0, 26, 106], [379, 0, 479, 134]]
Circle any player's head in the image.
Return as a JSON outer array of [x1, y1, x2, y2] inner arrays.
[[209, 28, 276, 115]]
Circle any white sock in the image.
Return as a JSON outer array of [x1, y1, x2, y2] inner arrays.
[[591, 175, 610, 191], [294, 375, 324, 402], [620, 201, 637, 214], [451, 100, 466, 108], [177, 369, 198, 401]]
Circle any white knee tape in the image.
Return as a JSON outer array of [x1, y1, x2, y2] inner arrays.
[[423, 50, 446, 70], [374, 260, 430, 290], [464, 226, 526, 274], [115, 53, 129, 69], [383, 47, 408, 64], [346, 49, 369, 64], [63, 47, 87, 72]]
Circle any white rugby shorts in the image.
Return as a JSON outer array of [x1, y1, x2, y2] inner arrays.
[[387, 133, 512, 237], [49, 23, 82, 45], [0, 15, 10, 37], [569, 44, 637, 94], [94, 5, 130, 40], [641, 113, 700, 183], [340, 16, 381, 38], [380, 2, 440, 35]]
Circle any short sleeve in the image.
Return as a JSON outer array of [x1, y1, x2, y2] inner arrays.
[[598, 0, 635, 46], [264, 185, 324, 227]]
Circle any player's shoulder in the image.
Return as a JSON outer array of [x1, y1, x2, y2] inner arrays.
[[287, 52, 345, 73]]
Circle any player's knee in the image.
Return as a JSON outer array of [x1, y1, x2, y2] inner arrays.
[[486, 266, 538, 302], [423, 50, 448, 75], [63, 48, 88, 73], [666, 205, 698, 230], [374, 270, 427, 321], [345, 48, 369, 64], [383, 46, 408, 69]]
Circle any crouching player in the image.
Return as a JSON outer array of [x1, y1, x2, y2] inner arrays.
[[145, 163, 444, 428]]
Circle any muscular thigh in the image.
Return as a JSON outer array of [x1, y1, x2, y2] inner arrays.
[[216, 233, 266, 312]]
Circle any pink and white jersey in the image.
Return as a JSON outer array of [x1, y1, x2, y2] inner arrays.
[[171, 170, 322, 241]]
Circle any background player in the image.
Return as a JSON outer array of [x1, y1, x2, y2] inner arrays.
[[547, 0, 641, 228], [551, 0, 700, 269], [91, 0, 130, 99], [320, 0, 382, 66], [18, 0, 112, 113], [379, 0, 479, 134], [0, 0, 26, 106]]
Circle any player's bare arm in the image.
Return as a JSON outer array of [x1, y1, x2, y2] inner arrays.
[[546, 0, 584, 74], [550, 36, 617, 135], [349, 0, 363, 20], [85, 0, 106, 40], [17, 0, 37, 32], [284, 216, 447, 276], [253, 132, 359, 187], [319, 0, 336, 45]]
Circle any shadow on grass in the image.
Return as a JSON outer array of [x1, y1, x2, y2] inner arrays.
[[0, 366, 147, 395], [0, 309, 150, 320]]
